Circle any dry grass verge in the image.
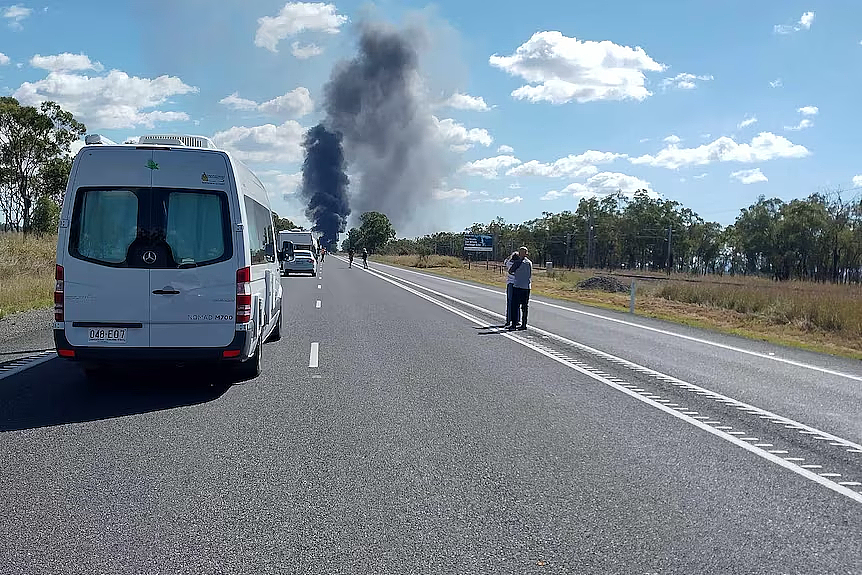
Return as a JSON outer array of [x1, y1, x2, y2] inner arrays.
[[0, 233, 56, 320], [374, 255, 862, 359]]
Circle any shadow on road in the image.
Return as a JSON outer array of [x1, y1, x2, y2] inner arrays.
[[0, 359, 232, 432]]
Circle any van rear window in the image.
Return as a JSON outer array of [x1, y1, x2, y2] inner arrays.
[[69, 188, 232, 269]]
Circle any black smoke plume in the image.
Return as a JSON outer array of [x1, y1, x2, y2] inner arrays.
[[299, 124, 350, 247], [322, 21, 446, 232]]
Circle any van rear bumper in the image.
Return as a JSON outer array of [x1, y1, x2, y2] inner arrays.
[[53, 329, 249, 364]]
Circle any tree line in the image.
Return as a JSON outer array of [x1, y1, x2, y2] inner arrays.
[[379, 190, 862, 283], [0, 97, 85, 234]]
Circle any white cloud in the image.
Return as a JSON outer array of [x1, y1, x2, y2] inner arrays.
[[543, 171, 654, 200], [853, 175, 862, 188], [443, 92, 490, 111], [630, 132, 809, 170], [3, 4, 31, 29], [489, 31, 665, 104], [433, 188, 472, 201], [737, 116, 758, 129], [663, 134, 681, 144], [639, 138, 650, 143], [798, 105, 819, 116], [290, 41, 323, 59], [13, 69, 198, 130], [433, 116, 492, 150], [219, 87, 314, 118], [693, 173, 708, 180], [30, 53, 103, 72], [506, 150, 625, 178], [508, 182, 521, 189], [213, 120, 306, 164], [258, 169, 302, 200], [701, 133, 711, 139], [731, 168, 768, 184], [775, 11, 815, 34], [255, 2, 347, 53], [497, 144, 514, 154], [769, 78, 783, 88], [0, 52, 9, 66], [785, 118, 813, 131], [219, 92, 259, 111], [459, 155, 522, 178], [659, 72, 713, 90], [472, 195, 523, 204]]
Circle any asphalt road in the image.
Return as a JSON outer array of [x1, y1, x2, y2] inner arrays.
[[0, 257, 860, 574]]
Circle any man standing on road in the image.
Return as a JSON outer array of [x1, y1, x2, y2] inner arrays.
[[348, 247, 354, 268], [502, 251, 519, 328], [508, 246, 532, 331], [362, 248, 368, 269]]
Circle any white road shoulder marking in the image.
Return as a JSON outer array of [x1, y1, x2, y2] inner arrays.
[[309, 342, 319, 368], [369, 259, 862, 383], [345, 258, 862, 504]]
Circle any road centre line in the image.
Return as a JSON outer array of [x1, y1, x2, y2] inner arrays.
[[316, 300, 321, 309], [343, 258, 862, 504], [309, 342, 319, 368], [355, 260, 862, 454], [368, 260, 862, 383]]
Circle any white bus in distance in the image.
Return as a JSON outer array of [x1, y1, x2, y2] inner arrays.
[[53, 133, 284, 380]]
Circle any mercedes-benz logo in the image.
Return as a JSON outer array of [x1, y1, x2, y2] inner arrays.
[[142, 251, 157, 264]]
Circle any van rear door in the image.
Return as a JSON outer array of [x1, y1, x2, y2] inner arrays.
[[63, 148, 153, 348], [147, 149, 237, 348]]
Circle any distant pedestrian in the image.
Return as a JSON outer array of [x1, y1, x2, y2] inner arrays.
[[508, 246, 532, 331], [348, 247, 354, 268], [502, 251, 519, 327], [362, 248, 368, 269]]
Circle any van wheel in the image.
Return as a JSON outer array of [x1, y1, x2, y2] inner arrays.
[[233, 338, 262, 380]]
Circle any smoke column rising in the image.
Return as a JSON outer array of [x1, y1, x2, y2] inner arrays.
[[322, 21, 446, 232], [299, 124, 350, 247]]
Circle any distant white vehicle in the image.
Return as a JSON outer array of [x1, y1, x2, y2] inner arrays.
[[278, 229, 321, 259], [53, 133, 283, 380], [282, 249, 317, 276]]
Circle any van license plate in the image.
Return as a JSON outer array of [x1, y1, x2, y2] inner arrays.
[[88, 328, 126, 343]]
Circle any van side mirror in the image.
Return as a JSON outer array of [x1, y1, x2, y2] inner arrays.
[[282, 241, 294, 259], [265, 243, 275, 261]]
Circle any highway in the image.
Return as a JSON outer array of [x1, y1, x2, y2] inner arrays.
[[1, 256, 860, 574]]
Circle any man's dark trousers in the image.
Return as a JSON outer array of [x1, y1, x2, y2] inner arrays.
[[511, 287, 530, 327]]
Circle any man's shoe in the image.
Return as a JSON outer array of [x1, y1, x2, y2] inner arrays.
[[507, 325, 518, 331], [517, 325, 527, 331]]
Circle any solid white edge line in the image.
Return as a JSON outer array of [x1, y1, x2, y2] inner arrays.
[[309, 342, 319, 368], [0, 353, 56, 380], [339, 257, 862, 504], [369, 259, 862, 383], [358, 260, 862, 453]]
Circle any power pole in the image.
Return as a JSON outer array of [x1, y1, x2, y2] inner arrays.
[[565, 232, 571, 269], [587, 211, 595, 269], [666, 225, 673, 275]]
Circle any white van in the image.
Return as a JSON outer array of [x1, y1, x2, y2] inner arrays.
[[53, 134, 283, 380]]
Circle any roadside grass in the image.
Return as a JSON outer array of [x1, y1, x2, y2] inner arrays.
[[374, 255, 862, 360], [0, 233, 56, 320]]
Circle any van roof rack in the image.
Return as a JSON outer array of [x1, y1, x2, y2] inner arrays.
[[84, 134, 118, 146], [137, 134, 218, 149]]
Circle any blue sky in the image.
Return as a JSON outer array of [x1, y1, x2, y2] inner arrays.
[[2, 1, 861, 236]]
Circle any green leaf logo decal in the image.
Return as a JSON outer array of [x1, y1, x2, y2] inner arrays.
[[147, 159, 159, 170]]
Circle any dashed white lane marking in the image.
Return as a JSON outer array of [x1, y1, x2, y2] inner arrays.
[[309, 342, 319, 368], [354, 260, 862, 455], [345, 258, 862, 504], [368, 259, 862, 383], [318, 284, 322, 290], [316, 300, 321, 309]]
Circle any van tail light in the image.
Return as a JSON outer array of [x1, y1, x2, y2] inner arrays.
[[54, 265, 64, 321], [236, 267, 252, 324]]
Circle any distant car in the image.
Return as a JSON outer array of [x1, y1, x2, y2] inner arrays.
[[282, 250, 317, 276]]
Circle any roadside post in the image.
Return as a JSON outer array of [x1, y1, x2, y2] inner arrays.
[[629, 279, 636, 314]]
